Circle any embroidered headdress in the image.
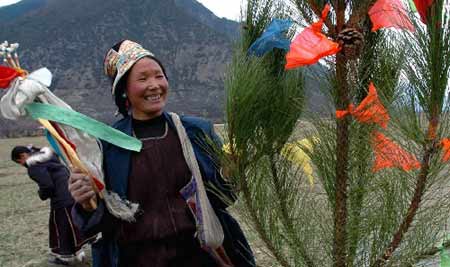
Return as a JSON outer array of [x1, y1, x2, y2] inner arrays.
[[103, 40, 154, 95]]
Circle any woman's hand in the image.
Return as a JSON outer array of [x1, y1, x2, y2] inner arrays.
[[68, 167, 97, 211]]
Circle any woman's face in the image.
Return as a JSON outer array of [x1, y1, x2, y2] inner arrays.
[[126, 57, 169, 120]]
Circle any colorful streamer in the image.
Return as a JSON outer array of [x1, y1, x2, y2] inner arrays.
[[38, 118, 105, 193], [248, 18, 293, 57], [369, 0, 415, 32], [0, 65, 21, 89], [413, 0, 434, 23], [336, 82, 390, 129], [45, 129, 68, 165], [441, 247, 450, 267], [372, 131, 421, 172], [24, 102, 142, 152], [441, 138, 450, 162], [224, 138, 316, 186], [281, 139, 315, 186], [285, 4, 341, 69], [409, 0, 418, 11]]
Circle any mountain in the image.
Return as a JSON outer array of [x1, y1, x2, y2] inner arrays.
[[173, 0, 240, 38], [0, 0, 330, 138], [0, 0, 46, 23], [0, 0, 239, 137]]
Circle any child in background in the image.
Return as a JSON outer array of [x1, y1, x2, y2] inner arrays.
[[11, 145, 95, 265]]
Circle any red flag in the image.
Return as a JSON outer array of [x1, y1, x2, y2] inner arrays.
[[336, 82, 390, 129], [372, 131, 421, 172], [285, 4, 341, 69], [369, 0, 415, 32], [0, 65, 21, 89], [441, 138, 450, 162], [413, 0, 434, 23]]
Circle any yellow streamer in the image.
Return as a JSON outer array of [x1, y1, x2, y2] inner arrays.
[[222, 138, 316, 186], [280, 139, 315, 186]]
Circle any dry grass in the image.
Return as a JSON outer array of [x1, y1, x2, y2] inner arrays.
[[0, 137, 51, 267]]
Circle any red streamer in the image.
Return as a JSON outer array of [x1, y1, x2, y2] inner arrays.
[[372, 131, 421, 172], [413, 0, 434, 23], [336, 82, 390, 129], [0, 65, 21, 89], [441, 138, 450, 162], [369, 0, 415, 32], [285, 4, 341, 69]]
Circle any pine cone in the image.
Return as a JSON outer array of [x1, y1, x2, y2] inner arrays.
[[337, 27, 364, 60]]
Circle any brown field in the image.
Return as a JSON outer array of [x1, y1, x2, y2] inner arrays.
[[0, 136, 273, 267], [0, 136, 58, 267]]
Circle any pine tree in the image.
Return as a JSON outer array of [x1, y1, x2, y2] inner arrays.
[[220, 0, 450, 266]]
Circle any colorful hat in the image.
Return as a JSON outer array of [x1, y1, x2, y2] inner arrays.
[[103, 40, 154, 95]]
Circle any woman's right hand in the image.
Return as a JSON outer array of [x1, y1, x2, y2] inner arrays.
[[68, 167, 97, 210]]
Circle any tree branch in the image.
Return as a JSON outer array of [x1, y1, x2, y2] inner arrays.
[[333, 2, 350, 267], [372, 129, 438, 266], [240, 173, 292, 267], [347, 0, 377, 27], [270, 158, 316, 267]]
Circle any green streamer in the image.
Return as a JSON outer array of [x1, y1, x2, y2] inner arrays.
[[440, 235, 450, 267], [25, 102, 142, 152], [441, 248, 450, 267], [409, 0, 417, 12]]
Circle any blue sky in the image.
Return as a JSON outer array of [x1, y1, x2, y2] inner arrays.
[[0, 0, 244, 21]]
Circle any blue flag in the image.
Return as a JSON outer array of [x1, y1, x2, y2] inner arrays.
[[248, 18, 293, 57]]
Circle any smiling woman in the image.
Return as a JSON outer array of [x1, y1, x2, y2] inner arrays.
[[68, 39, 256, 267]]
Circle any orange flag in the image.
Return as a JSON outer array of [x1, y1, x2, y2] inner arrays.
[[336, 82, 390, 129], [372, 131, 421, 172], [285, 4, 341, 69], [369, 0, 415, 32], [413, 0, 434, 23], [441, 138, 450, 162]]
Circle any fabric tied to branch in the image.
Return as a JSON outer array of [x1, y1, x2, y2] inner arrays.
[[412, 0, 434, 23], [224, 139, 315, 186], [441, 138, 450, 162], [371, 131, 421, 172], [0, 65, 22, 89], [369, 0, 415, 32], [248, 19, 293, 57], [441, 246, 450, 267], [336, 82, 390, 129], [281, 139, 315, 186], [285, 4, 341, 69]]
